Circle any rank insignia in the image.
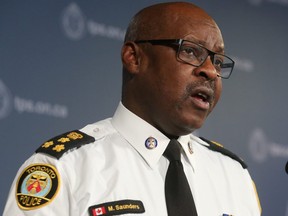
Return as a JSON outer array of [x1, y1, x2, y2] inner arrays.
[[16, 164, 60, 210], [36, 130, 95, 159], [188, 141, 193, 154]]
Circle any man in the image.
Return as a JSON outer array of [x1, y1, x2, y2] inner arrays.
[[3, 2, 261, 216]]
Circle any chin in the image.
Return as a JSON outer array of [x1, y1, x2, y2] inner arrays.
[[183, 116, 206, 133], [171, 120, 204, 136]]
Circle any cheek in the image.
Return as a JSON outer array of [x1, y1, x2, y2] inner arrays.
[[142, 49, 195, 108], [158, 69, 187, 103], [146, 59, 183, 95]]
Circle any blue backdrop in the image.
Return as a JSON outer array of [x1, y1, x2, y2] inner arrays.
[[1, 0, 287, 215]]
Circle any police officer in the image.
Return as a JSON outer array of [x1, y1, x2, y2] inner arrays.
[[3, 2, 261, 215]]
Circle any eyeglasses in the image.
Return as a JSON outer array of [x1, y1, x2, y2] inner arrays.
[[134, 39, 235, 79]]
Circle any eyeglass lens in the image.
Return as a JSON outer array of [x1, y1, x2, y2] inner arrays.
[[178, 41, 233, 78]]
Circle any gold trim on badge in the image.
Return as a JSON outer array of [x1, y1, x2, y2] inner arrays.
[[15, 163, 60, 210]]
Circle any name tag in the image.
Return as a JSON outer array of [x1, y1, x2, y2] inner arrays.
[[89, 199, 145, 215]]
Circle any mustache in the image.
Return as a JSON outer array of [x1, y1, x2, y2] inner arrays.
[[183, 81, 216, 102]]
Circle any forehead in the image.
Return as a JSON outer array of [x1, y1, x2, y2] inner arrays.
[[182, 26, 225, 53], [138, 4, 224, 52]]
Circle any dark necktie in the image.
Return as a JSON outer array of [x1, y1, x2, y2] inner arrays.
[[163, 139, 198, 216]]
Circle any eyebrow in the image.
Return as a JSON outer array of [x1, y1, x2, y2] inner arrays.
[[184, 36, 225, 53]]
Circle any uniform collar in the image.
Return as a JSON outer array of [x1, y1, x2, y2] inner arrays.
[[111, 102, 191, 169]]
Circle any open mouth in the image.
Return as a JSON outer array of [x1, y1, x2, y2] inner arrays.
[[194, 92, 209, 103], [190, 87, 213, 110]]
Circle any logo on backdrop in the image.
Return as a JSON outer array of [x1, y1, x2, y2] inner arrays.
[[0, 79, 12, 119], [249, 128, 288, 162], [62, 3, 86, 40], [61, 3, 125, 41], [0, 79, 68, 120]]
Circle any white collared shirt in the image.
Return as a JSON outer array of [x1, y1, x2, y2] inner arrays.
[[3, 102, 261, 216]]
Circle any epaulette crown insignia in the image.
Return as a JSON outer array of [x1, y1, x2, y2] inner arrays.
[[36, 130, 95, 159]]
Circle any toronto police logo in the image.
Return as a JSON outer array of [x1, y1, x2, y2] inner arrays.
[[62, 3, 86, 40], [16, 164, 60, 210], [249, 128, 269, 163], [145, 137, 158, 149]]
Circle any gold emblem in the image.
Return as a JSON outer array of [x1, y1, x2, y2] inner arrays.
[[42, 141, 54, 148], [52, 145, 65, 152], [26, 174, 48, 195], [57, 137, 70, 143], [67, 132, 83, 140], [212, 141, 224, 148]]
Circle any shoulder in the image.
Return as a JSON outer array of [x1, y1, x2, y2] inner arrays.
[[35, 118, 115, 159], [199, 137, 247, 169]]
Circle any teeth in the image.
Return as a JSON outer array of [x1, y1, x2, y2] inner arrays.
[[197, 92, 207, 100]]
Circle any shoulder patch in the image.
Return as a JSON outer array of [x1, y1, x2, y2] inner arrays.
[[200, 137, 247, 169], [16, 163, 60, 210], [36, 130, 95, 159]]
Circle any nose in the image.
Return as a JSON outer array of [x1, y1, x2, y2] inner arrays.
[[193, 56, 219, 80]]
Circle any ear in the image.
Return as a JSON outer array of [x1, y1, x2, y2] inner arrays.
[[121, 41, 141, 74]]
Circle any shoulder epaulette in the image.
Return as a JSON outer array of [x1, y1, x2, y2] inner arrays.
[[200, 137, 247, 169], [36, 130, 95, 159]]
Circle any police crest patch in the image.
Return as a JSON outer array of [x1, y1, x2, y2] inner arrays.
[[16, 164, 60, 210]]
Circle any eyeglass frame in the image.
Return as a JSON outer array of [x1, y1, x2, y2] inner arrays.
[[134, 39, 235, 79]]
